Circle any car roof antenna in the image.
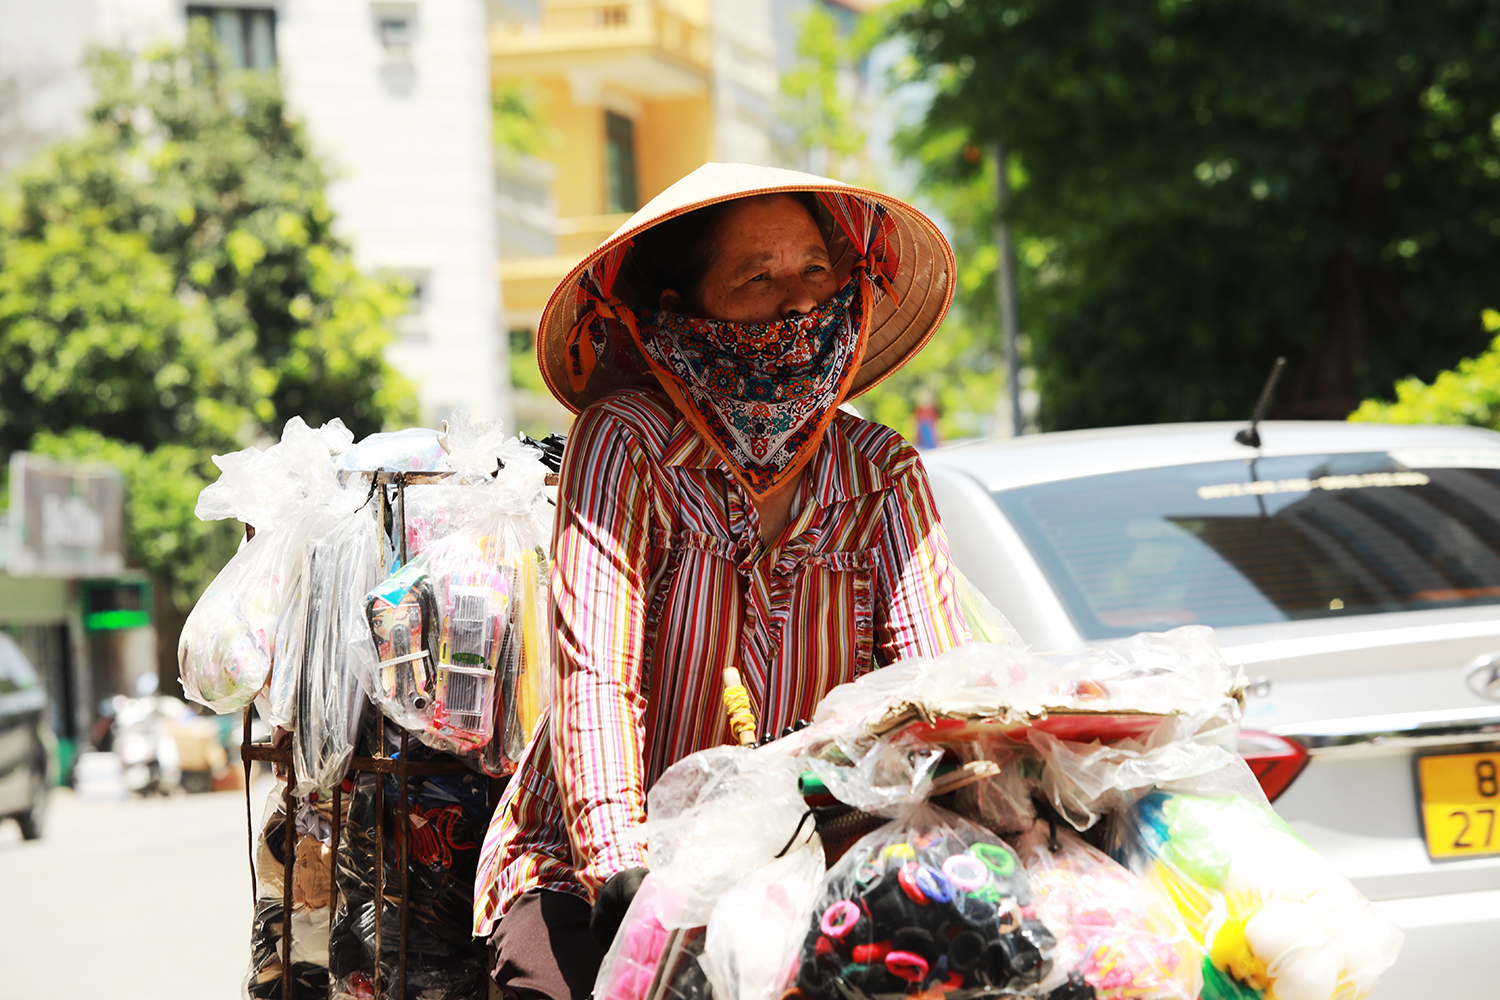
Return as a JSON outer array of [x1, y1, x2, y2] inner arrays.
[[1235, 356, 1287, 449]]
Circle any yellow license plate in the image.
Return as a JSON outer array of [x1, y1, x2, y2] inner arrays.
[[1417, 751, 1500, 859]]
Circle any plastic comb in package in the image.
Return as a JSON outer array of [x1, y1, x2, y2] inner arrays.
[[364, 561, 441, 734], [432, 556, 510, 751]]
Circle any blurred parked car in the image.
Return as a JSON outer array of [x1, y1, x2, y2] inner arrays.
[[0, 633, 55, 840], [924, 420, 1500, 999]]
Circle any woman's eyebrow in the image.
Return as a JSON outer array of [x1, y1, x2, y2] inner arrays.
[[730, 243, 830, 276]]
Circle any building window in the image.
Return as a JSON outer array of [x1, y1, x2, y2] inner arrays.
[[187, 6, 277, 70], [372, 3, 418, 64], [395, 270, 430, 342], [605, 111, 639, 214]]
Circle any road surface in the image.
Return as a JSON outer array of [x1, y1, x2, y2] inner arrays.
[[0, 782, 259, 998]]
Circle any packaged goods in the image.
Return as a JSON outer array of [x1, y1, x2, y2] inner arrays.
[[1016, 821, 1200, 1000], [1114, 792, 1403, 1000], [794, 803, 1060, 1000]]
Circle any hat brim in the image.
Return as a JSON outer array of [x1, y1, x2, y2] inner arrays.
[[534, 162, 956, 414]]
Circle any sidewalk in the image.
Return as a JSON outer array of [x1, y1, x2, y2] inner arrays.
[[0, 785, 255, 998]]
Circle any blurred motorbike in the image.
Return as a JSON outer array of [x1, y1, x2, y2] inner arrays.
[[91, 674, 183, 796]]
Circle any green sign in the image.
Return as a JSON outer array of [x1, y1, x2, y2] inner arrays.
[[80, 579, 152, 631]]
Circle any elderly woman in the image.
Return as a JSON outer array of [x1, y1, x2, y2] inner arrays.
[[474, 163, 971, 1000]]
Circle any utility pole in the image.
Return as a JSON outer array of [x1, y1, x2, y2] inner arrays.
[[991, 142, 1024, 437]]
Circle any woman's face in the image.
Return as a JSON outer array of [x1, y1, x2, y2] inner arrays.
[[659, 194, 836, 324]]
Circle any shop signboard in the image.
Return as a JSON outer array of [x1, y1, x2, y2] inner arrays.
[[7, 452, 124, 578]]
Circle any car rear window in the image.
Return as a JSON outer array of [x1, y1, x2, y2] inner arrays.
[[992, 450, 1500, 639]]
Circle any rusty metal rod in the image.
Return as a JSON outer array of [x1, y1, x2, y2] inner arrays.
[[244, 707, 256, 905], [327, 777, 342, 1000], [398, 729, 411, 999], [373, 735, 385, 997], [282, 756, 295, 1000]]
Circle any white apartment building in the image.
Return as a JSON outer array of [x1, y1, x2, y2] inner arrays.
[[0, 0, 510, 431]]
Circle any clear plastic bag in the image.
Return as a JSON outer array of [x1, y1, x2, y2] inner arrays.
[[802, 627, 1244, 772], [181, 417, 350, 714], [793, 803, 1059, 1000], [593, 876, 713, 1000], [1015, 820, 1200, 1000], [357, 435, 553, 773], [289, 494, 382, 795], [700, 845, 827, 1000], [1112, 791, 1403, 1000], [592, 746, 819, 1000]]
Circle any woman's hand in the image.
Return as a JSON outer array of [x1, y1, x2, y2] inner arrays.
[[589, 866, 650, 949]]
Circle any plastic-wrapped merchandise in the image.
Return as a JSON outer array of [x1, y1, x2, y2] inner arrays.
[[245, 780, 346, 999], [338, 427, 447, 473], [593, 876, 713, 1000], [328, 747, 493, 1000], [290, 498, 382, 795], [1015, 821, 1200, 1000], [1113, 792, 1403, 1000], [793, 803, 1060, 1000], [357, 434, 554, 772], [700, 845, 827, 1000], [180, 417, 351, 714], [592, 747, 819, 1000], [364, 562, 441, 735], [801, 627, 1244, 774]]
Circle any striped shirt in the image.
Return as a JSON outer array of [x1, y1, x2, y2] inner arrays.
[[473, 386, 969, 935]]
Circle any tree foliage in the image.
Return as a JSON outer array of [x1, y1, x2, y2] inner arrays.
[[0, 30, 418, 645], [1351, 307, 1500, 428], [887, 0, 1500, 429]]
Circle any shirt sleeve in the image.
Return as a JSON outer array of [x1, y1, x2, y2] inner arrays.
[[874, 443, 972, 664], [548, 402, 661, 898]]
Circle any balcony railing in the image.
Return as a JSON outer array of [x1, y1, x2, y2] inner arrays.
[[491, 0, 710, 71]]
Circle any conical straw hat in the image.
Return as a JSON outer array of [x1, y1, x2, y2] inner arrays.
[[534, 162, 956, 414]]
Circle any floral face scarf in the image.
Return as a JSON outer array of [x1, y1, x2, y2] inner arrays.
[[563, 193, 899, 500], [632, 272, 869, 498]]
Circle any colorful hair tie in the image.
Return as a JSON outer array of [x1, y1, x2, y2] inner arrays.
[[820, 900, 861, 939], [885, 950, 929, 983], [943, 852, 988, 891], [897, 862, 928, 905], [971, 842, 1017, 877], [915, 865, 955, 905]]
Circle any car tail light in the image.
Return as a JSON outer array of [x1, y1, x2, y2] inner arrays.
[[1237, 730, 1310, 802]]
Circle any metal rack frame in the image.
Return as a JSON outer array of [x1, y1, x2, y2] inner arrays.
[[236, 468, 554, 999]]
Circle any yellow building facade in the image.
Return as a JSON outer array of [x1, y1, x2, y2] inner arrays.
[[491, 0, 723, 343]]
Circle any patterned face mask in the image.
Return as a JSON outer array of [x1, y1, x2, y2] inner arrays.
[[562, 193, 899, 500], [632, 273, 870, 499]]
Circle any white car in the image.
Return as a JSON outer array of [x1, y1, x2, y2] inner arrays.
[[923, 420, 1500, 999]]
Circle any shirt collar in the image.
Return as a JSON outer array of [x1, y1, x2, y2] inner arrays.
[[661, 409, 891, 504]]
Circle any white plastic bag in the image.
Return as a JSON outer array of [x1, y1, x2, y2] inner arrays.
[[1113, 791, 1403, 1000], [179, 417, 350, 713], [355, 416, 555, 772], [700, 845, 825, 1000]]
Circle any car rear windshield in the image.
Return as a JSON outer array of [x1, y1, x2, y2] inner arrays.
[[992, 450, 1500, 639]]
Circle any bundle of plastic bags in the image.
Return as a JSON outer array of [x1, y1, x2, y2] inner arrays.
[[1113, 792, 1403, 1000], [179, 411, 555, 781], [180, 417, 351, 714], [357, 413, 554, 774], [592, 627, 1403, 1000]]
